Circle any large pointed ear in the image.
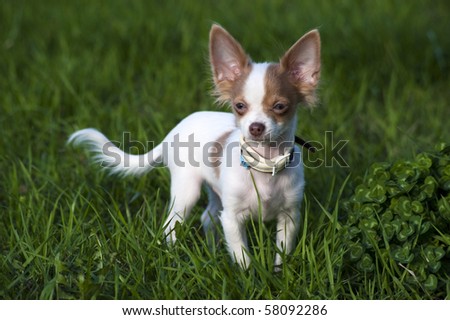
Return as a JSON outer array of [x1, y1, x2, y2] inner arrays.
[[209, 24, 250, 102], [281, 29, 321, 105]]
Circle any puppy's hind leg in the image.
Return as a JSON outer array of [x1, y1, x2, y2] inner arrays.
[[163, 173, 202, 244], [201, 186, 223, 245]]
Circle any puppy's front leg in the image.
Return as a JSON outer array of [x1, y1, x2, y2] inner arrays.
[[221, 210, 250, 268], [275, 209, 301, 268]]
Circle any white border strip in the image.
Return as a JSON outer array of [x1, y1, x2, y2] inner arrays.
[[1, 300, 449, 319]]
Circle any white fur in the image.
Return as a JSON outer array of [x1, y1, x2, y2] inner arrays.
[[240, 63, 271, 140], [68, 25, 321, 269]]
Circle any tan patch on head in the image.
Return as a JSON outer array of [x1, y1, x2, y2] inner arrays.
[[210, 130, 233, 178], [262, 63, 301, 123], [213, 63, 253, 107]]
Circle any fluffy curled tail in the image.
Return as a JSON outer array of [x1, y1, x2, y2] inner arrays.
[[67, 128, 163, 177]]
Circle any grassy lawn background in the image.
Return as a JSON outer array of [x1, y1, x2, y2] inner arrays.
[[0, 0, 448, 299]]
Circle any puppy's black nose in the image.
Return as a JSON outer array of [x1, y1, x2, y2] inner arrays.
[[249, 122, 265, 137]]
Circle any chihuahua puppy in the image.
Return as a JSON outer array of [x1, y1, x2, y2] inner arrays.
[[68, 24, 320, 269]]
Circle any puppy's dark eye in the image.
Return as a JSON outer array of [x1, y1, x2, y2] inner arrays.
[[273, 103, 288, 113], [234, 102, 247, 114]]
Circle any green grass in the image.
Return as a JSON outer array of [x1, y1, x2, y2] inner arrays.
[[0, 0, 449, 299]]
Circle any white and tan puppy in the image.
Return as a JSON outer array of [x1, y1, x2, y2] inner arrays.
[[68, 24, 321, 269]]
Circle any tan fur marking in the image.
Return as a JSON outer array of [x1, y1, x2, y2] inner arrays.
[[263, 64, 300, 123], [213, 63, 253, 107]]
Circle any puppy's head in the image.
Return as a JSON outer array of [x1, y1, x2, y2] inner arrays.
[[209, 24, 321, 142]]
